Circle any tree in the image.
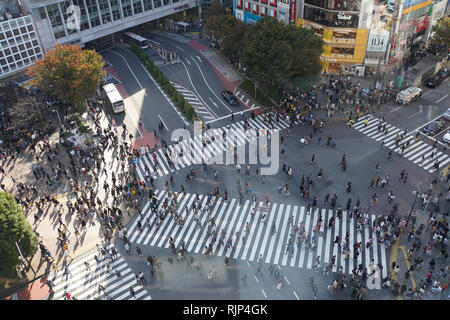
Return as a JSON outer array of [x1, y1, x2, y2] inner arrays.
[[430, 17, 450, 51], [240, 17, 323, 93], [222, 19, 247, 60], [205, 14, 239, 48], [204, 2, 227, 20], [27, 44, 105, 112], [0, 192, 38, 274]]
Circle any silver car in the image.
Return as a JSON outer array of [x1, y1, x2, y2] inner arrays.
[[444, 108, 450, 121]]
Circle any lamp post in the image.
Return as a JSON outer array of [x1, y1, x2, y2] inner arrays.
[[52, 109, 63, 128], [406, 182, 422, 228]]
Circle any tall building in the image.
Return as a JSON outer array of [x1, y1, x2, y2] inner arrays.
[[20, 0, 198, 50], [0, 1, 44, 79], [233, 0, 298, 24]]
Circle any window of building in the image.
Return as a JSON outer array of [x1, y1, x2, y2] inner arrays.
[[109, 0, 122, 20], [143, 0, 153, 11], [0, 33, 4, 41], [13, 28, 20, 36], [86, 0, 101, 27], [331, 47, 354, 55], [261, 0, 267, 3], [21, 51, 28, 58], [11, 46, 18, 53], [47, 3, 66, 39], [5, 30, 12, 38], [97, 0, 112, 24], [252, 3, 259, 13], [304, 0, 360, 11], [133, 0, 143, 13], [245, 1, 251, 11], [4, 48, 10, 55], [38, 7, 47, 20], [0, 51, 3, 57], [236, 0, 243, 9], [23, 58, 29, 65], [20, 26, 27, 33], [304, 6, 358, 28], [3, 66, 9, 73], [7, 56, 13, 63], [154, 0, 162, 8], [163, 0, 169, 5], [32, 40, 38, 46], [269, 0, 276, 7], [0, 58, 5, 66], [27, 25, 33, 32], [28, 49, 34, 56], [121, 0, 133, 17], [17, 61, 23, 68], [260, 6, 267, 15], [35, 47, 41, 54], [60, 1, 79, 34]]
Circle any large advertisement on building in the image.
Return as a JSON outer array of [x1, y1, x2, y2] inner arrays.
[[277, 0, 290, 10], [367, 29, 389, 52], [243, 11, 261, 24]]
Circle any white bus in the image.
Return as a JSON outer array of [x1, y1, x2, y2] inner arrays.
[[102, 83, 125, 113], [124, 32, 149, 49]]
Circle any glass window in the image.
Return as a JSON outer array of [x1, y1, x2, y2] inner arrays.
[[86, 0, 101, 27], [11, 46, 18, 53], [28, 49, 34, 56], [304, 6, 358, 28], [72, 0, 90, 31], [5, 30, 12, 37], [32, 40, 38, 46], [133, 0, 143, 13], [0, 51, 3, 57], [4, 48, 10, 55], [25, 42, 31, 49], [121, 0, 133, 17], [21, 51, 28, 58], [7, 56, 14, 63], [154, 0, 162, 9], [34, 47, 41, 54], [47, 3, 66, 39], [163, 0, 169, 6], [20, 26, 27, 33], [98, 0, 112, 24], [27, 25, 33, 32], [110, 0, 121, 20], [18, 44, 25, 51], [13, 28, 20, 36], [38, 7, 47, 19], [0, 58, 5, 65], [143, 0, 153, 10], [0, 33, 4, 41], [61, 1, 78, 34], [17, 61, 23, 68], [24, 58, 30, 65], [304, 0, 360, 11]]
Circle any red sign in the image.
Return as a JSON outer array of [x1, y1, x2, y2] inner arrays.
[[415, 16, 429, 33], [289, 0, 296, 23]]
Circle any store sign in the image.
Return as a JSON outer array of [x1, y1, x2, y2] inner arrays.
[[337, 12, 352, 20], [277, 0, 290, 10], [367, 29, 389, 52], [243, 11, 261, 24], [235, 9, 244, 21], [289, 0, 296, 23]]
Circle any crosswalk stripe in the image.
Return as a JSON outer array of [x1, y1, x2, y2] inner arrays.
[[248, 205, 269, 262], [299, 208, 311, 268], [371, 215, 379, 270], [136, 191, 168, 244], [265, 204, 285, 264], [331, 211, 340, 272]]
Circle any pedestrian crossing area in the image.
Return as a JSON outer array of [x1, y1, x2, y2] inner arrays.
[[50, 246, 152, 300], [126, 190, 388, 278], [134, 112, 293, 181], [353, 115, 449, 173], [171, 81, 216, 121]]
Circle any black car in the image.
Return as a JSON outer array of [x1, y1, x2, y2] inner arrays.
[[420, 120, 445, 136], [425, 76, 443, 88], [437, 69, 449, 79], [222, 90, 239, 106]]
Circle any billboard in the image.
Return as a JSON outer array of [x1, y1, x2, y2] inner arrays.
[[243, 11, 261, 24], [277, 0, 290, 10], [367, 29, 389, 52]]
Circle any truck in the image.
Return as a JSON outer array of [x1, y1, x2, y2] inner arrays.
[[396, 87, 422, 105]]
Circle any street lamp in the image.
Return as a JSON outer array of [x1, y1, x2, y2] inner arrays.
[[406, 182, 422, 228], [52, 109, 63, 128]]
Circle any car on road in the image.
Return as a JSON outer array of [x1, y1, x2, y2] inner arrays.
[[424, 75, 443, 88], [443, 131, 450, 144], [222, 90, 239, 106], [420, 120, 445, 136], [444, 108, 450, 121], [437, 69, 449, 80], [396, 87, 422, 104]]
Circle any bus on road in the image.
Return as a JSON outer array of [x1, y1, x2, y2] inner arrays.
[[124, 32, 149, 49], [102, 83, 125, 113]]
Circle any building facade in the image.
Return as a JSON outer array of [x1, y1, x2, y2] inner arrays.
[[233, 0, 298, 24], [20, 0, 198, 50], [0, 4, 44, 79]]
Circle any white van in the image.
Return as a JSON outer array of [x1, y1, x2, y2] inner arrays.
[[396, 87, 422, 105]]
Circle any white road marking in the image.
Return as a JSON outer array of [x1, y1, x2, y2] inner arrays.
[[390, 106, 402, 112], [209, 97, 219, 108], [253, 274, 259, 283], [196, 56, 202, 63], [158, 114, 169, 131], [408, 110, 423, 118], [185, 58, 191, 65], [293, 291, 300, 300], [436, 94, 448, 103], [261, 289, 267, 298], [204, 106, 260, 124], [421, 90, 432, 98], [284, 276, 290, 285], [175, 45, 184, 52]]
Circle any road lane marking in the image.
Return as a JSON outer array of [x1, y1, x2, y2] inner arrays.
[[436, 94, 448, 103], [253, 274, 259, 283], [209, 97, 219, 108], [174, 45, 184, 52], [158, 114, 169, 131], [261, 289, 267, 298], [185, 58, 191, 65], [204, 106, 260, 124], [421, 90, 432, 98], [390, 107, 402, 112], [293, 290, 300, 300], [407, 110, 423, 118], [284, 276, 290, 285]]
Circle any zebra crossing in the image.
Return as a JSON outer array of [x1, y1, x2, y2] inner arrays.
[[171, 81, 216, 121], [50, 246, 151, 300], [353, 115, 450, 173], [126, 190, 388, 278], [134, 112, 293, 182]]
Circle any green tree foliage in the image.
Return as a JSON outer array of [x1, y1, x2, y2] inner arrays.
[[27, 44, 105, 112], [241, 17, 323, 92], [204, 2, 227, 20], [0, 192, 38, 273], [431, 17, 450, 50]]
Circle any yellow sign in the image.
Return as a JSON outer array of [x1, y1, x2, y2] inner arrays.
[[402, 0, 431, 15]]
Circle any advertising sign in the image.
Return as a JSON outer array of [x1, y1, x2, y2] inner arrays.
[[289, 0, 296, 23], [277, 0, 290, 10], [243, 11, 261, 24], [367, 29, 389, 52], [236, 9, 244, 21]]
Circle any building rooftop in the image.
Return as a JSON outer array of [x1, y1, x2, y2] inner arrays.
[[0, 0, 26, 22]]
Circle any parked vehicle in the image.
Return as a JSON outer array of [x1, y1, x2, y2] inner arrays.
[[443, 131, 450, 144], [425, 76, 443, 88], [443, 108, 450, 121], [222, 90, 239, 106], [396, 87, 422, 104], [437, 69, 449, 80], [420, 120, 445, 136]]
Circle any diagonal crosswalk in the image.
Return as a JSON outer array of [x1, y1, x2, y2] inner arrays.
[[49, 246, 152, 300], [134, 112, 293, 181], [353, 115, 449, 173], [126, 190, 388, 278]]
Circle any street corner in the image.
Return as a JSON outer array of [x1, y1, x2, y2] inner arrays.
[[130, 132, 160, 156], [5, 276, 50, 300]]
